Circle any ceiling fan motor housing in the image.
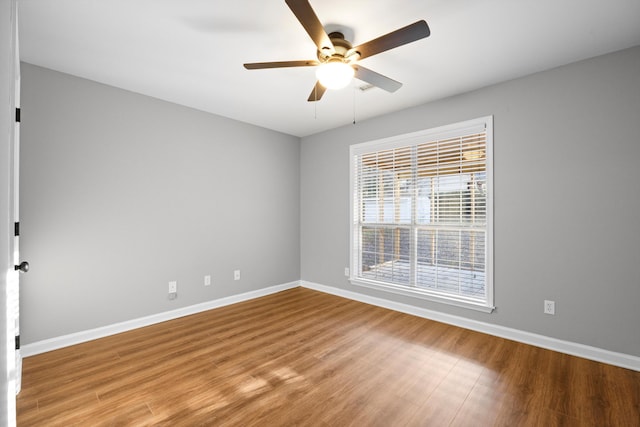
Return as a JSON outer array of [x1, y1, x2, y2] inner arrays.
[[317, 32, 360, 63]]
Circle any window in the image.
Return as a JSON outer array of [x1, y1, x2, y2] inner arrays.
[[350, 117, 494, 312]]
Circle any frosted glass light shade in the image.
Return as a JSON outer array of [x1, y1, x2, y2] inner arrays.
[[316, 61, 354, 90]]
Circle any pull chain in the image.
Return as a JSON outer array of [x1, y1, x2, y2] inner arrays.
[[353, 85, 357, 125]]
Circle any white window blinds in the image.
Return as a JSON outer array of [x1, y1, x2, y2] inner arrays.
[[350, 117, 494, 312]]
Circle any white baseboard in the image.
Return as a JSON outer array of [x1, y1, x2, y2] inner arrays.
[[22, 281, 300, 357], [23, 279, 640, 372], [301, 281, 640, 372]]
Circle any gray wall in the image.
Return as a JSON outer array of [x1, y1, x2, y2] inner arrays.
[[300, 46, 640, 357], [20, 63, 300, 344], [18, 46, 640, 359]]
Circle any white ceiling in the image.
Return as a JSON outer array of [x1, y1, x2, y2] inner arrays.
[[18, 0, 640, 137]]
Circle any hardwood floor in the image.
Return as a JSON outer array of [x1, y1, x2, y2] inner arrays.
[[17, 287, 640, 426]]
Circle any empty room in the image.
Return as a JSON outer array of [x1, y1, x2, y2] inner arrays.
[[1, 0, 640, 425]]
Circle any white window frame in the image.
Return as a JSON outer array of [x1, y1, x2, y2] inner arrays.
[[349, 116, 494, 313]]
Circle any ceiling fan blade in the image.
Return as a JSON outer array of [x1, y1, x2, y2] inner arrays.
[[244, 60, 319, 70], [350, 20, 430, 61], [352, 65, 402, 93], [307, 81, 327, 102], [285, 0, 335, 55]]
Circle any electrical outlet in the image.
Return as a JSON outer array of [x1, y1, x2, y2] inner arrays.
[[234, 270, 241, 281], [344, 267, 350, 277], [544, 300, 555, 315], [168, 280, 177, 300], [169, 281, 177, 293], [204, 275, 211, 286]]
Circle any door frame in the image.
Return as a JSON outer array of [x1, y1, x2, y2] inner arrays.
[[2, 0, 20, 424], [9, 0, 21, 395]]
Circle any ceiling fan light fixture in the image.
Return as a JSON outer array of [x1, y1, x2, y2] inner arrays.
[[316, 60, 354, 90]]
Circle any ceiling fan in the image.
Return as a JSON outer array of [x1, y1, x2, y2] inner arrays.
[[243, 0, 431, 102]]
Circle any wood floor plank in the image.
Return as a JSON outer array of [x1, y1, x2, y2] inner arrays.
[[17, 287, 640, 426]]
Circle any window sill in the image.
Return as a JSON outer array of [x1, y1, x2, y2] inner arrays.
[[349, 278, 495, 313]]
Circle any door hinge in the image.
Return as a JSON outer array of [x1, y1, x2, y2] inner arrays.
[[15, 335, 20, 350], [15, 107, 20, 123], [14, 222, 19, 237]]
